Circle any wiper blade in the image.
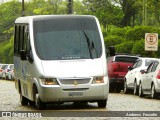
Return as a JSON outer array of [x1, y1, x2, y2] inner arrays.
[[83, 31, 99, 59], [83, 31, 93, 59]]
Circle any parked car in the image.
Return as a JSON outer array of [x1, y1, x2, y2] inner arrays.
[[4, 64, 14, 80], [107, 55, 139, 92], [124, 57, 158, 95], [139, 59, 160, 99], [0, 64, 8, 79]]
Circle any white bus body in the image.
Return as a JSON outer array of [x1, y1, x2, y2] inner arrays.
[[14, 15, 109, 109]]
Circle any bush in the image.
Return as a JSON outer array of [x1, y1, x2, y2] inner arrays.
[[115, 41, 135, 54], [104, 35, 125, 47], [125, 26, 160, 41]]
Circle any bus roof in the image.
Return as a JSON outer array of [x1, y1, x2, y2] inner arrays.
[[15, 15, 96, 24]]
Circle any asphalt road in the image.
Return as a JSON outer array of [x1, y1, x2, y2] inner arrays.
[[0, 80, 160, 120]]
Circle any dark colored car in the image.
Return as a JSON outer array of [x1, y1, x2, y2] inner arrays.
[[107, 55, 139, 92]]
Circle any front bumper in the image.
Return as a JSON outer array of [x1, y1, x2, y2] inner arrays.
[[38, 79, 109, 103]]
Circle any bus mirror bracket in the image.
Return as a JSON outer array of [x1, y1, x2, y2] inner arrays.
[[20, 50, 27, 60], [26, 51, 34, 63]]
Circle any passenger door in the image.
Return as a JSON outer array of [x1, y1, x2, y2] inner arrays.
[[142, 63, 154, 91], [127, 60, 142, 87], [144, 62, 158, 91]]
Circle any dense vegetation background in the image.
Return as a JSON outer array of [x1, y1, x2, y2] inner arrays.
[[0, 0, 160, 63]]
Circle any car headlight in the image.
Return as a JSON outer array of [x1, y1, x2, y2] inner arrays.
[[92, 76, 104, 84], [41, 78, 59, 85]]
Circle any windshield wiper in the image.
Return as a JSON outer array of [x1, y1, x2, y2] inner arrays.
[[83, 31, 98, 59], [83, 31, 93, 59]]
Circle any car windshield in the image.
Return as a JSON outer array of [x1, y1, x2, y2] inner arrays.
[[114, 56, 138, 63], [33, 17, 102, 60]]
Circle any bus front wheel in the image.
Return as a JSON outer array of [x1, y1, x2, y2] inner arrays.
[[35, 94, 46, 110], [97, 100, 107, 108]]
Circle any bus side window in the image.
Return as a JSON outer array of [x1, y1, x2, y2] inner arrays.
[[14, 25, 19, 55], [19, 26, 25, 54], [25, 25, 33, 63]]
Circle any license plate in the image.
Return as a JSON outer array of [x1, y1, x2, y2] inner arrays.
[[68, 92, 83, 97]]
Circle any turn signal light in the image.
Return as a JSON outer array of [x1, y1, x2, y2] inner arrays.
[[156, 70, 160, 79], [112, 63, 119, 69]]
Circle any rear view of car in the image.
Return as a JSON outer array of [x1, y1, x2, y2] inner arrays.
[[107, 55, 139, 92]]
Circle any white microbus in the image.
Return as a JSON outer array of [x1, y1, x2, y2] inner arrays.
[[14, 15, 110, 110]]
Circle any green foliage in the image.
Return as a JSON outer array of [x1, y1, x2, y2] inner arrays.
[[0, 39, 13, 63], [115, 41, 135, 54], [131, 39, 160, 58], [82, 0, 123, 27], [125, 26, 160, 41], [131, 39, 148, 57], [0, 1, 21, 32], [104, 35, 125, 47], [105, 25, 160, 58]]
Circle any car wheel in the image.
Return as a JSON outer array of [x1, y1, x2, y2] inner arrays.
[[124, 80, 129, 94], [20, 92, 28, 105], [151, 84, 158, 99], [97, 100, 107, 108], [133, 81, 138, 95], [36, 94, 46, 110], [115, 88, 121, 93], [6, 75, 9, 80], [139, 83, 144, 97]]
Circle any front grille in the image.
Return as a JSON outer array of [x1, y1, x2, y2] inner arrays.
[[63, 88, 89, 91], [59, 78, 91, 85]]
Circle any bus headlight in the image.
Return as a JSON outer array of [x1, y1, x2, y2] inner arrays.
[[41, 78, 59, 85], [92, 76, 104, 84]]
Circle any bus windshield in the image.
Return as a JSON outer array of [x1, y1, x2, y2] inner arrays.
[[33, 17, 102, 60]]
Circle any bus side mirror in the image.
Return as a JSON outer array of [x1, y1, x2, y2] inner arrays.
[[26, 50, 34, 63], [20, 50, 27, 60], [109, 46, 115, 56]]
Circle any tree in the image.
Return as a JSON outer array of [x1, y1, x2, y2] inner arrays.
[[82, 0, 123, 28]]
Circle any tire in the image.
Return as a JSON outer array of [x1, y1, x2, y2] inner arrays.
[[139, 83, 144, 97], [28, 100, 35, 106], [124, 80, 129, 94], [133, 81, 138, 95], [151, 84, 158, 99], [115, 88, 121, 93], [36, 94, 46, 110], [97, 100, 107, 108], [20, 92, 28, 106]]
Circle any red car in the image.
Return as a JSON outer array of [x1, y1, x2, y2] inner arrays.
[[107, 55, 139, 92]]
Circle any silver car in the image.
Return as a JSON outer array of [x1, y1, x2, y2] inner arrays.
[[4, 64, 14, 80], [0, 64, 8, 79], [139, 59, 160, 99]]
